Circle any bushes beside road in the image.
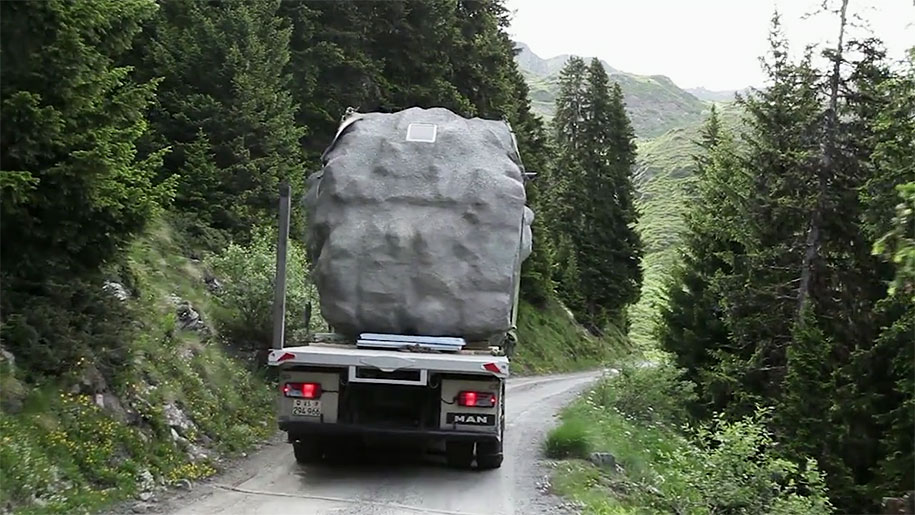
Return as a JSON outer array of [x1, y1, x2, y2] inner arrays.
[[546, 360, 833, 514]]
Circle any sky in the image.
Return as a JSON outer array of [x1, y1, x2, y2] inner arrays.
[[505, 0, 915, 91]]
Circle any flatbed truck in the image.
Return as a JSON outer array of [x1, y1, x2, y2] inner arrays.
[[268, 185, 513, 469]]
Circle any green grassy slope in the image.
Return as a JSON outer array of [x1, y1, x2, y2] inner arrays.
[[513, 300, 626, 375], [0, 221, 274, 513]]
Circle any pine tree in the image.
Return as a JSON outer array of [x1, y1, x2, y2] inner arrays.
[[657, 109, 744, 417], [0, 0, 172, 376], [0, 0, 171, 280], [134, 0, 304, 242]]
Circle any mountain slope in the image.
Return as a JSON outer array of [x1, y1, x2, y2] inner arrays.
[[515, 42, 706, 138], [516, 40, 748, 348], [515, 42, 617, 77], [686, 87, 744, 102]]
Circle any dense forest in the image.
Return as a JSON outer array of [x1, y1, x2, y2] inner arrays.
[[655, 10, 915, 514], [0, 0, 641, 375], [0, 0, 555, 368], [0, 0, 912, 513], [0, 0, 635, 512]]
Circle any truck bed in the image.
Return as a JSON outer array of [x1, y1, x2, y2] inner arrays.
[[267, 343, 510, 377]]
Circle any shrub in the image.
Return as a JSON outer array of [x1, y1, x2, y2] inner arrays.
[[545, 416, 592, 459], [553, 366, 833, 514], [593, 360, 696, 427], [207, 225, 320, 346], [638, 408, 833, 514], [0, 275, 135, 380]]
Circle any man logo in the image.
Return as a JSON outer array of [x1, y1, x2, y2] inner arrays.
[[446, 413, 495, 425], [455, 415, 487, 424]]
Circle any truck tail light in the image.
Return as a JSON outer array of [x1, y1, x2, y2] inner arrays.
[[283, 382, 322, 399], [457, 390, 496, 407]]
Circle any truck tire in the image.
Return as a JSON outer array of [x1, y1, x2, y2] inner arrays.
[[477, 387, 506, 470], [293, 438, 322, 464], [476, 439, 503, 470], [446, 441, 474, 469]]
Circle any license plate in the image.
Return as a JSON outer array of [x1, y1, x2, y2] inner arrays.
[[292, 399, 321, 417]]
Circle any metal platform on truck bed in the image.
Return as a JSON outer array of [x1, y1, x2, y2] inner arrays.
[[357, 333, 466, 352], [267, 344, 509, 377]]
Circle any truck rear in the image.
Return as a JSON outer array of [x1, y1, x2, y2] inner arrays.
[[269, 338, 508, 469]]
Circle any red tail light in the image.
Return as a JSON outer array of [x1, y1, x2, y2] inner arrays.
[[283, 382, 322, 399], [457, 390, 496, 407]]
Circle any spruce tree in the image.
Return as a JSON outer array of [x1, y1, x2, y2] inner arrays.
[[550, 57, 643, 330], [714, 17, 823, 416], [657, 11, 913, 510], [135, 0, 304, 242], [570, 60, 642, 330], [452, 0, 517, 119], [657, 109, 744, 417], [553, 57, 588, 151], [851, 46, 915, 505], [0, 0, 172, 376], [508, 67, 556, 305], [280, 1, 386, 161], [555, 234, 586, 314], [0, 0, 171, 279]]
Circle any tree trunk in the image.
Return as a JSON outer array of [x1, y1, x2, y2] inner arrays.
[[797, 0, 849, 320]]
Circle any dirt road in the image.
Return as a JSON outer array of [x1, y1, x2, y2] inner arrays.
[[159, 370, 607, 515]]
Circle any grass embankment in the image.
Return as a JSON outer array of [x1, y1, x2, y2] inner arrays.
[[0, 221, 276, 514], [543, 360, 833, 514], [513, 300, 626, 375]]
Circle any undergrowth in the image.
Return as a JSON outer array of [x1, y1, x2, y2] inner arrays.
[[547, 359, 834, 514], [0, 220, 278, 513]]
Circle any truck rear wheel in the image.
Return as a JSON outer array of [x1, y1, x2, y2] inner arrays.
[[446, 441, 474, 469], [293, 438, 322, 464], [477, 387, 505, 470], [476, 440, 503, 470]]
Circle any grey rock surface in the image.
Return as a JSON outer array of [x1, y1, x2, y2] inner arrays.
[[103, 280, 130, 301], [305, 107, 533, 339], [589, 451, 617, 468]]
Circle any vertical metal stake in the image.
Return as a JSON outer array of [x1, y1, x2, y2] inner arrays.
[[272, 183, 291, 350]]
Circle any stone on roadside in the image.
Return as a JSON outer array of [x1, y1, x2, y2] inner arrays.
[[588, 451, 617, 469]]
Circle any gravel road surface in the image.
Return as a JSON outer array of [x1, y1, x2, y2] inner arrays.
[[157, 369, 607, 515]]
